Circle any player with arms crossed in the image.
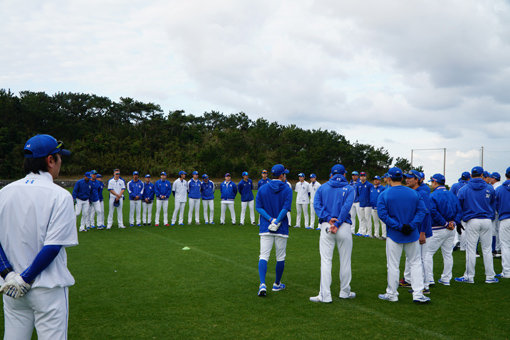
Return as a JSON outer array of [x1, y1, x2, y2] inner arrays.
[[255, 164, 293, 297], [0, 134, 78, 339], [310, 164, 356, 303]]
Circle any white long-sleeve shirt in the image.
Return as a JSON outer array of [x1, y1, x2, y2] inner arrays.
[[172, 178, 189, 203], [295, 181, 310, 204], [309, 181, 321, 203]]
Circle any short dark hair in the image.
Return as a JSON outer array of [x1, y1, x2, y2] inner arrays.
[[23, 153, 60, 175]]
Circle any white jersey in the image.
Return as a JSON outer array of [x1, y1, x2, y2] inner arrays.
[[108, 177, 126, 198], [0, 172, 78, 288], [309, 181, 321, 202], [295, 181, 310, 204], [173, 178, 189, 203]]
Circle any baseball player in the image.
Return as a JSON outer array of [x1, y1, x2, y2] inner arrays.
[[255, 164, 293, 297], [88, 170, 104, 229], [72, 171, 93, 232], [294, 173, 310, 228], [0, 134, 77, 339], [496, 167, 510, 278], [220, 173, 237, 225], [283, 173, 293, 224], [455, 166, 498, 284], [424, 174, 462, 286], [349, 171, 361, 234], [310, 164, 356, 303], [142, 174, 155, 225], [370, 176, 386, 239], [309, 174, 321, 229], [107, 169, 126, 229], [258, 169, 270, 189], [490, 172, 502, 257], [238, 172, 256, 225], [155, 172, 172, 226], [356, 172, 374, 237], [201, 174, 215, 224], [377, 167, 430, 303], [188, 171, 202, 225], [172, 171, 188, 225], [483, 171, 492, 184], [451, 171, 471, 251], [127, 171, 144, 227]]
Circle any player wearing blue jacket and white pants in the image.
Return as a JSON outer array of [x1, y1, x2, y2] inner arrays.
[[238, 172, 256, 225], [496, 167, 510, 278], [88, 170, 102, 229], [188, 171, 202, 225], [172, 171, 188, 225], [128, 171, 144, 227], [107, 169, 126, 229], [220, 173, 237, 224], [424, 174, 462, 286], [155, 172, 172, 226], [255, 164, 293, 296], [356, 172, 374, 237], [142, 174, 155, 225], [349, 172, 361, 234], [201, 175, 215, 224], [73, 172, 93, 232], [93, 173, 106, 229], [455, 166, 498, 284], [294, 173, 310, 228], [451, 172, 470, 251], [377, 167, 429, 303], [309, 174, 321, 230], [310, 164, 356, 303], [370, 176, 386, 239]]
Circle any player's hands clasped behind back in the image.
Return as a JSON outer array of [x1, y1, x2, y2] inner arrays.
[[328, 218, 339, 234], [0, 272, 31, 299], [268, 218, 281, 232]]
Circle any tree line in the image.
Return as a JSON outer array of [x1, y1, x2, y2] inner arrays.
[[0, 89, 416, 179]]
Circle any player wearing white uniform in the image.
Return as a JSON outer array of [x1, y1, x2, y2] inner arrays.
[[310, 164, 356, 303], [201, 174, 215, 224], [127, 171, 144, 227], [172, 171, 188, 225], [72, 172, 93, 232], [349, 171, 361, 234], [238, 172, 256, 225], [107, 169, 126, 229], [142, 174, 155, 225], [188, 171, 202, 225], [496, 167, 510, 279], [294, 173, 310, 229], [220, 173, 237, 224], [0, 134, 78, 339], [309, 174, 321, 230]]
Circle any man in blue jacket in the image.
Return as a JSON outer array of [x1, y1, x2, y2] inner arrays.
[[496, 167, 510, 278], [490, 172, 502, 257], [255, 164, 293, 297], [309, 164, 356, 303], [95, 173, 106, 229], [142, 174, 155, 226], [88, 170, 103, 229], [451, 171, 470, 251], [370, 176, 386, 239], [377, 167, 429, 303], [258, 170, 270, 189], [72, 172, 93, 232], [188, 171, 202, 225], [238, 172, 256, 225], [455, 166, 498, 284], [220, 173, 237, 225], [424, 174, 462, 286], [128, 171, 144, 227], [356, 172, 374, 237], [201, 174, 215, 224], [155, 172, 172, 227], [349, 171, 361, 234]]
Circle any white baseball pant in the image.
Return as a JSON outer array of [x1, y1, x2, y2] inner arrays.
[[499, 218, 510, 277], [493, 215, 501, 251], [220, 201, 236, 224], [309, 202, 317, 228], [155, 199, 169, 225], [129, 200, 142, 225], [107, 198, 124, 228], [202, 199, 214, 223], [463, 219, 496, 281], [240, 200, 255, 224], [295, 203, 309, 228], [75, 198, 90, 230], [3, 287, 69, 340], [385, 238, 425, 300], [404, 241, 430, 289], [142, 201, 153, 224], [89, 200, 103, 227], [188, 198, 201, 224], [172, 201, 186, 224], [350, 202, 359, 233], [259, 235, 287, 261], [372, 208, 386, 238], [315, 222, 353, 302], [287, 211, 292, 226], [424, 228, 455, 284], [358, 206, 372, 236]]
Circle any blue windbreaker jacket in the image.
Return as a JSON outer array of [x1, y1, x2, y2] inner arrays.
[[142, 182, 155, 202], [429, 186, 462, 229], [256, 180, 293, 237], [314, 175, 355, 227], [201, 181, 215, 200], [72, 179, 92, 200], [457, 178, 495, 222], [188, 179, 202, 199], [220, 181, 237, 200], [155, 179, 172, 200], [238, 179, 254, 202], [496, 180, 510, 221], [357, 181, 374, 207], [128, 180, 144, 200]]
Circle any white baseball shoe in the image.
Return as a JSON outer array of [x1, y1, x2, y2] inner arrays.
[[309, 295, 332, 303], [339, 292, 356, 299], [413, 295, 431, 303], [378, 293, 398, 302]]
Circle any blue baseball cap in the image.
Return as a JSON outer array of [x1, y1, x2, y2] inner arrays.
[[482, 170, 490, 178], [178, 171, 186, 176], [298, 173, 305, 177], [133, 171, 139, 176], [202, 174, 209, 179], [271, 164, 289, 177], [192, 171, 198, 175], [429, 173, 445, 184], [310, 173, 316, 178], [97, 174, 102, 178], [491, 172, 501, 181], [242, 171, 248, 176], [506, 167, 510, 177], [460, 171, 471, 180], [382, 173, 389, 178], [160, 171, 167, 176], [145, 174, 151, 178], [225, 173, 231, 177], [374, 175, 381, 180], [84, 171, 91, 178], [24, 134, 71, 158], [472, 166, 484, 176], [90, 170, 97, 175], [404, 170, 421, 179], [388, 167, 403, 180], [331, 164, 346, 175], [351, 171, 359, 176]]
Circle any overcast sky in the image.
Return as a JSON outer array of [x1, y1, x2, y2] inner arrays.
[[1, 0, 510, 184]]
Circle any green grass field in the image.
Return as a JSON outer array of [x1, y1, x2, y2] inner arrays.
[[1, 190, 509, 339]]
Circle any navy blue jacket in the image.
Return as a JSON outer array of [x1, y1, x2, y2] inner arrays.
[[314, 175, 355, 227], [457, 178, 495, 222], [429, 186, 462, 229], [201, 181, 215, 200], [142, 182, 155, 202], [238, 179, 254, 202], [73, 179, 92, 201], [90, 180, 101, 203]]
